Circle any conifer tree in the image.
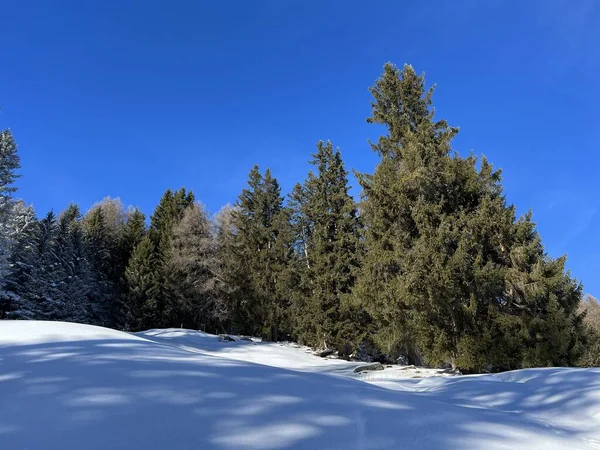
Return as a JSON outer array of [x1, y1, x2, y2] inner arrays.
[[213, 204, 238, 330], [6, 211, 66, 319], [124, 188, 194, 329], [0, 129, 25, 312], [290, 141, 362, 350], [151, 188, 195, 326], [54, 204, 92, 322], [119, 208, 147, 328], [0, 200, 36, 317], [354, 63, 584, 371], [125, 234, 161, 330], [222, 166, 294, 340], [0, 129, 21, 216], [83, 206, 118, 325], [120, 208, 146, 264]]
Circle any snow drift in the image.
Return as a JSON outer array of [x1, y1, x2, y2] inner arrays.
[[0, 321, 599, 449]]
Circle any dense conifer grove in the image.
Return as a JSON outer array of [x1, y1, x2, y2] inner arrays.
[[0, 64, 595, 372]]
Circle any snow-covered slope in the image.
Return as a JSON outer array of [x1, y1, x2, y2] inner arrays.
[[0, 322, 599, 449]]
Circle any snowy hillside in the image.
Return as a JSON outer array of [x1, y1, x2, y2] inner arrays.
[[1, 322, 599, 449]]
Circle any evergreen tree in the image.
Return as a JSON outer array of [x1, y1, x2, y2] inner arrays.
[[213, 204, 238, 331], [354, 63, 584, 371], [151, 188, 195, 327], [120, 208, 146, 264], [0, 200, 36, 317], [124, 188, 194, 329], [222, 166, 294, 340], [82, 198, 132, 326], [0, 129, 26, 314], [124, 234, 161, 330], [83, 207, 118, 325], [119, 208, 147, 329], [54, 204, 92, 322], [290, 141, 362, 351], [6, 211, 66, 320], [0, 129, 21, 216]]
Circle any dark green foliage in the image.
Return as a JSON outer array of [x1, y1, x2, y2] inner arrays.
[[354, 63, 584, 371], [125, 234, 161, 330], [289, 141, 363, 351], [55, 204, 92, 322], [220, 166, 294, 340], [83, 207, 118, 325], [150, 188, 195, 238], [120, 208, 146, 261], [1, 63, 590, 373], [6, 211, 70, 320], [124, 188, 194, 329]]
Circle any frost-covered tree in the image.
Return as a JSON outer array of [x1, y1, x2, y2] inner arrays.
[[5, 212, 64, 319], [163, 203, 223, 330], [0, 129, 21, 217], [0, 129, 37, 317], [0, 200, 36, 317]]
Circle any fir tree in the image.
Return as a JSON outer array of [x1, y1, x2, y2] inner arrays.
[[6, 211, 66, 320], [120, 208, 146, 263], [354, 63, 584, 371], [0, 129, 26, 314], [222, 166, 294, 340], [0, 129, 21, 216], [54, 204, 92, 322], [290, 141, 362, 350], [125, 234, 161, 330], [0, 201, 36, 317], [119, 208, 147, 328], [83, 206, 118, 325], [124, 188, 194, 329]]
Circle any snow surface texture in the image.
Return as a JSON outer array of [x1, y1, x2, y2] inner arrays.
[[0, 322, 598, 449]]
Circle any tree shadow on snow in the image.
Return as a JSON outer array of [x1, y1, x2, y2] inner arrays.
[[0, 336, 598, 449]]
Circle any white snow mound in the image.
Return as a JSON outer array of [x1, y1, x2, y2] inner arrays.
[[0, 320, 599, 450]]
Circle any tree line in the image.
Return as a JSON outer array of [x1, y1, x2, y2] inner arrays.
[[0, 63, 595, 372]]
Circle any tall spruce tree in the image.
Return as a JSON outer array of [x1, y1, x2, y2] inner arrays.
[[83, 207, 118, 325], [119, 208, 147, 329], [0, 129, 21, 216], [0, 200, 36, 317], [0, 129, 24, 311], [54, 204, 92, 322], [6, 211, 67, 319], [290, 141, 362, 350], [354, 63, 584, 371], [222, 166, 294, 340], [125, 234, 161, 330], [0, 131, 36, 316], [124, 188, 194, 329], [120, 208, 146, 265]]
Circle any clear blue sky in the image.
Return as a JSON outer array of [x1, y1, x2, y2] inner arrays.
[[1, 1, 598, 295]]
